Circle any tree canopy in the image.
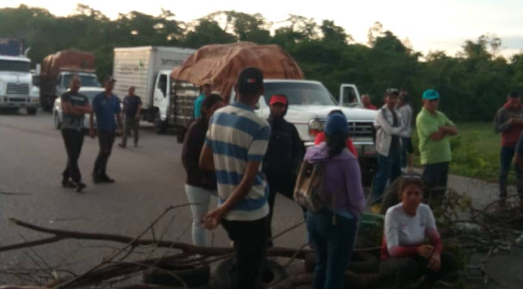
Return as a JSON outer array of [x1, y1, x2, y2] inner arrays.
[[1, 4, 521, 121]]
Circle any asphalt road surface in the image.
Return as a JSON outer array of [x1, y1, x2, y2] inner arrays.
[[0, 109, 307, 284], [0, 109, 521, 288]]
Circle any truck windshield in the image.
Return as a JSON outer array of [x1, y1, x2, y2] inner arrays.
[[263, 82, 337, 106], [62, 74, 101, 88], [0, 60, 30, 72]]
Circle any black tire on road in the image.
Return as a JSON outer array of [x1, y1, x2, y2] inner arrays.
[[54, 113, 61, 130], [212, 258, 287, 289], [27, 108, 37, 115], [142, 264, 211, 288]]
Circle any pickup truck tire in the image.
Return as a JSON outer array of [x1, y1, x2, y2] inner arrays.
[[54, 113, 61, 130], [142, 263, 210, 288], [27, 108, 37, 115], [212, 258, 287, 289], [154, 111, 167, 134]]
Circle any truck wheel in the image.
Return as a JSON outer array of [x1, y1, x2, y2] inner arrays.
[[27, 108, 37, 115], [154, 111, 167, 134], [54, 113, 61, 130], [213, 258, 287, 289], [177, 129, 186, 143]]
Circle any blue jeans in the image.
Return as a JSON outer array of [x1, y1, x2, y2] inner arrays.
[[372, 149, 401, 204], [499, 146, 523, 198], [306, 210, 358, 289], [185, 185, 218, 246]]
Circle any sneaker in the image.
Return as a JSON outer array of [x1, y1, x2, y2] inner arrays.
[[76, 182, 86, 193], [118, 143, 126, 148], [99, 174, 115, 183], [371, 204, 381, 214], [61, 179, 76, 188]]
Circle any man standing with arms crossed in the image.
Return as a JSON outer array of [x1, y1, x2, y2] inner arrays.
[[494, 92, 523, 201], [91, 76, 123, 184], [416, 89, 458, 190], [60, 75, 93, 192], [200, 67, 270, 289], [119, 86, 142, 148]]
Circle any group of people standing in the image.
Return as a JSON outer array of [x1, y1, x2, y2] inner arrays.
[[60, 75, 142, 192], [181, 67, 457, 289]]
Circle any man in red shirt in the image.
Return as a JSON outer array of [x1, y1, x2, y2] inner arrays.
[[314, 110, 358, 157], [362, 94, 377, 110]]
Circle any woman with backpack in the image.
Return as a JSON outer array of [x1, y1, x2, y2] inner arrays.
[[303, 113, 366, 289]]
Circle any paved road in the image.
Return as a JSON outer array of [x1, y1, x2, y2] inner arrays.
[[0, 109, 307, 284], [0, 109, 521, 288]]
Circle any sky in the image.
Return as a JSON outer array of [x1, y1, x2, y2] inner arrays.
[[3, 0, 523, 58]]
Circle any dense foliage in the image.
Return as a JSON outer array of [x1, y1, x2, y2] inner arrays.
[[2, 4, 522, 121]]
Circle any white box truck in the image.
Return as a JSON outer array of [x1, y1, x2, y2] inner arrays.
[[112, 46, 196, 132]]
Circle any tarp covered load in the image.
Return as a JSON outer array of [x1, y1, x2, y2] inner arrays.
[[41, 50, 95, 78], [171, 42, 304, 99]]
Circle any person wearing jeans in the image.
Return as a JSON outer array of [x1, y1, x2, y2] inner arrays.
[[494, 92, 523, 199], [416, 89, 457, 191], [91, 76, 123, 183], [304, 113, 366, 289], [200, 68, 271, 289], [119, 86, 142, 148], [182, 94, 224, 246], [372, 89, 409, 212], [60, 75, 93, 192]]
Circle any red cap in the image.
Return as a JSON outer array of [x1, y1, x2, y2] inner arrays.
[[270, 94, 288, 105]]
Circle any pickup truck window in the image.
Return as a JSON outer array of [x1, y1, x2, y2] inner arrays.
[[62, 74, 101, 88], [263, 82, 337, 106], [0, 60, 30, 72]]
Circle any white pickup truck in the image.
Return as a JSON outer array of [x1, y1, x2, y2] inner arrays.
[[170, 79, 378, 182]]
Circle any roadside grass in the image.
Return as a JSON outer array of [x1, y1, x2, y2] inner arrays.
[[412, 122, 508, 183]]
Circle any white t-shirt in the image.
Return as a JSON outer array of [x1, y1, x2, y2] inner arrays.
[[384, 203, 437, 251], [397, 104, 413, 136]]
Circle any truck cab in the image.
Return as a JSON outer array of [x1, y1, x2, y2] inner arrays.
[[55, 71, 100, 97], [0, 55, 39, 115]]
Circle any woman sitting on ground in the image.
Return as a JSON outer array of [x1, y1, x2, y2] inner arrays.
[[380, 174, 457, 289], [304, 113, 366, 289]]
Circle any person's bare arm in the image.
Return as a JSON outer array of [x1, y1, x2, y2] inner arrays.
[[442, 125, 458, 136], [199, 144, 215, 171], [430, 127, 446, 141], [89, 113, 96, 138], [62, 101, 92, 115], [116, 113, 123, 131], [203, 161, 260, 229], [136, 104, 142, 119]]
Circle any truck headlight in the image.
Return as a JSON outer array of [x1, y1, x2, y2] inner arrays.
[[308, 119, 325, 136]]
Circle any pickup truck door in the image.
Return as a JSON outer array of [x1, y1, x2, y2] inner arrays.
[[154, 73, 170, 121], [339, 84, 362, 108]]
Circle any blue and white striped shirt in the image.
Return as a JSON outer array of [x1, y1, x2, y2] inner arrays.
[[205, 102, 271, 221]]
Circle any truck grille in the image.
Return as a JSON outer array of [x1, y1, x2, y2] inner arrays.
[[7, 83, 29, 95], [348, 122, 374, 138]]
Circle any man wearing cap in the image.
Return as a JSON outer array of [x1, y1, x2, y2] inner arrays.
[[90, 76, 123, 184], [371, 88, 409, 212], [200, 67, 270, 289], [494, 92, 523, 200], [263, 94, 304, 247], [193, 80, 213, 119], [416, 89, 458, 190]]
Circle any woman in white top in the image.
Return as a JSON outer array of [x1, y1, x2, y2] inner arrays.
[[380, 174, 457, 289]]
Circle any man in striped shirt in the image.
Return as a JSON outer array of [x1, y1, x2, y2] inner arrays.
[[200, 67, 270, 289]]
